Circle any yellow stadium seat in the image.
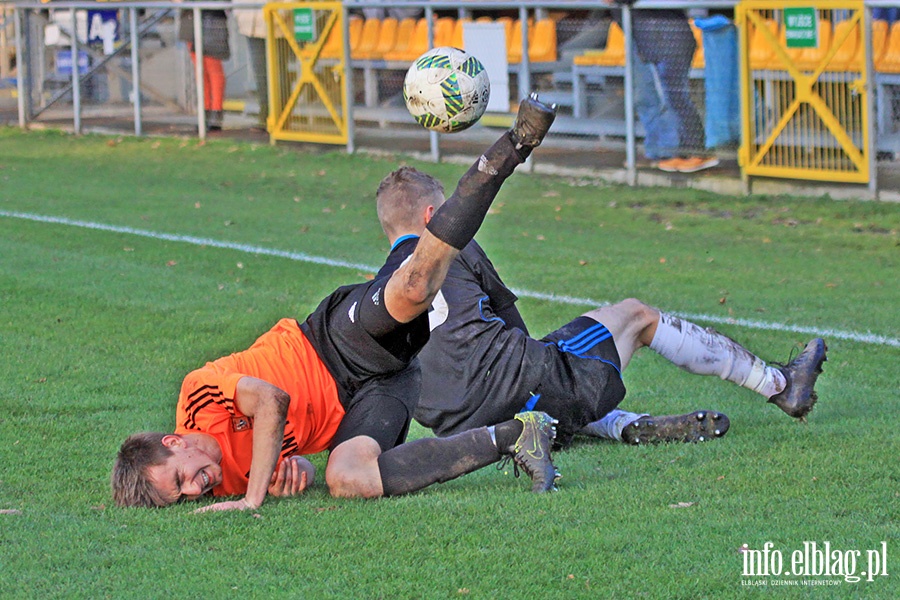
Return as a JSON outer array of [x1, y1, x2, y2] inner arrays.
[[767, 26, 805, 70], [320, 16, 361, 59], [872, 19, 889, 70], [352, 18, 383, 60], [494, 17, 513, 51], [824, 18, 860, 71], [528, 19, 557, 62], [794, 19, 833, 71], [434, 17, 456, 48], [367, 17, 402, 60], [876, 20, 900, 73], [749, 19, 779, 69], [385, 18, 428, 62], [573, 21, 624, 67], [508, 19, 535, 64], [452, 18, 471, 49], [690, 20, 705, 69], [382, 18, 416, 62]]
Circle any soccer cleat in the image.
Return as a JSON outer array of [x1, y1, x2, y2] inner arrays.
[[768, 338, 828, 419], [502, 411, 560, 493], [621, 411, 730, 445], [510, 92, 558, 151]]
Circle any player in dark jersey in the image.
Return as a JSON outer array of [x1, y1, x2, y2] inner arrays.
[[112, 95, 563, 510], [375, 188, 828, 447]]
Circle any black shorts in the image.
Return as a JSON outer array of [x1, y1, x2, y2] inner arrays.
[[530, 316, 627, 445], [299, 278, 430, 452], [420, 316, 626, 444]]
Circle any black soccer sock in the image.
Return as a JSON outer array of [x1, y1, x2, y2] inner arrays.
[[493, 418, 524, 452], [425, 132, 524, 250], [377, 428, 503, 496]]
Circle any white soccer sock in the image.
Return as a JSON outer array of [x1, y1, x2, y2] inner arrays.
[[580, 409, 648, 442], [649, 313, 786, 398]]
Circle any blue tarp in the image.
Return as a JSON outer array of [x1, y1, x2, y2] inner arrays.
[[695, 15, 741, 149]]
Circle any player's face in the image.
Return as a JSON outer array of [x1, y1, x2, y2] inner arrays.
[[146, 441, 223, 506]]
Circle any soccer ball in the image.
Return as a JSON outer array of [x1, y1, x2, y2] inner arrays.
[[403, 47, 491, 133]]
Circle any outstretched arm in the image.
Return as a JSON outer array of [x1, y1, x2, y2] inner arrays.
[[196, 376, 289, 512], [384, 94, 557, 324]]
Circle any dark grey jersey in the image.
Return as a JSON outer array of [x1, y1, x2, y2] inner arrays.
[[378, 237, 548, 436]]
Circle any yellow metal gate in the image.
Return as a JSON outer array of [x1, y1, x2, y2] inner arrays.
[[264, 1, 348, 144], [737, 1, 871, 183]]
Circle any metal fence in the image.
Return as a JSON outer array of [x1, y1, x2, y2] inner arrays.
[[1, 0, 898, 196]]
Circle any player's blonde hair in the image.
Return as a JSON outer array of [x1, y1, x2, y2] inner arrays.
[[111, 432, 174, 508], [376, 166, 445, 240]]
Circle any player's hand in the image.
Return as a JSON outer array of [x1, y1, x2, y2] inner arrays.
[[194, 497, 256, 513], [267, 455, 315, 497]]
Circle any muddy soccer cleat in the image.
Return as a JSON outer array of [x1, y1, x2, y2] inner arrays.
[[510, 92, 557, 156], [768, 338, 828, 420], [502, 411, 560, 493], [621, 411, 730, 445]]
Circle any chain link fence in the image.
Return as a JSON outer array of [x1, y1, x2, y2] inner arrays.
[[1, 1, 898, 196]]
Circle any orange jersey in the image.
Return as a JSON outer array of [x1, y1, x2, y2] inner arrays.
[[175, 318, 344, 496]]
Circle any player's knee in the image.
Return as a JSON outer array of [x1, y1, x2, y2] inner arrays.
[[325, 464, 383, 498], [326, 437, 384, 498], [617, 298, 659, 327]]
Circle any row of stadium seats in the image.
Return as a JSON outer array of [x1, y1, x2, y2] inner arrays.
[[321, 16, 557, 64], [749, 18, 900, 72], [573, 22, 704, 69], [574, 19, 900, 73]]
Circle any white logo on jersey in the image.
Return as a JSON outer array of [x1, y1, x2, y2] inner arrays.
[[428, 290, 449, 331], [348, 301, 357, 323], [371, 287, 381, 306]]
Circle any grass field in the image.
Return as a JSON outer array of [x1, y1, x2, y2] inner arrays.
[[0, 127, 898, 599]]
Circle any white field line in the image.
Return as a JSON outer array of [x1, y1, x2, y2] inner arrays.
[[3, 210, 898, 349]]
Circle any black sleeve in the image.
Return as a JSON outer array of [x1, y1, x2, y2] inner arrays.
[[466, 242, 529, 335]]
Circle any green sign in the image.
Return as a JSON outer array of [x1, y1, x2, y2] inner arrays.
[[784, 7, 818, 48], [293, 8, 316, 42]]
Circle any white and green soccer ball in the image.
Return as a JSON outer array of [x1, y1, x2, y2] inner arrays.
[[403, 47, 491, 133]]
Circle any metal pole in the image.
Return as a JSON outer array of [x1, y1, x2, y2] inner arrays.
[[517, 5, 534, 172], [343, 6, 355, 154], [14, 8, 26, 128], [130, 8, 142, 136], [1, 6, 9, 80], [863, 6, 878, 198], [193, 6, 206, 139], [426, 4, 440, 163], [622, 5, 636, 186], [518, 5, 530, 99], [70, 8, 81, 135]]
